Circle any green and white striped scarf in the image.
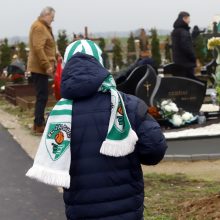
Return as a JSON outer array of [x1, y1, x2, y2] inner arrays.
[[26, 40, 138, 188]]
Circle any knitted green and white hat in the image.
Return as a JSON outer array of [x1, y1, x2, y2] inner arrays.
[[64, 39, 103, 66]]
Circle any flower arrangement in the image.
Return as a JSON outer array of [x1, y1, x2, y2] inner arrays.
[[11, 73, 25, 84], [157, 99, 196, 127], [207, 37, 220, 50], [147, 106, 161, 119], [207, 37, 220, 104]]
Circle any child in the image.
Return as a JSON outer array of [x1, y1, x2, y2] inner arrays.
[[27, 40, 167, 220]]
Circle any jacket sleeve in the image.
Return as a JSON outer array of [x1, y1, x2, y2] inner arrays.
[[180, 31, 196, 62], [32, 26, 51, 71], [135, 100, 167, 165]]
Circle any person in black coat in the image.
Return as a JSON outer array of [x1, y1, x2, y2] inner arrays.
[[171, 11, 197, 79], [191, 25, 205, 43]]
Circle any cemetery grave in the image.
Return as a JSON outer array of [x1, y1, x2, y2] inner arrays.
[[4, 80, 56, 110], [116, 64, 220, 151]]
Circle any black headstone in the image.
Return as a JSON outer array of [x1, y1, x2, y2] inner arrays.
[[135, 65, 157, 106], [151, 76, 206, 113], [117, 65, 148, 95]]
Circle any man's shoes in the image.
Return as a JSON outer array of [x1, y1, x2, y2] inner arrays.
[[32, 124, 45, 136]]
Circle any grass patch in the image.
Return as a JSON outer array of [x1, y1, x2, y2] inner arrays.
[[0, 95, 52, 129], [144, 173, 220, 219], [0, 95, 34, 128]]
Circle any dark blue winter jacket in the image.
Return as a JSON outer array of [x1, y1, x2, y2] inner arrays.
[[61, 53, 167, 220]]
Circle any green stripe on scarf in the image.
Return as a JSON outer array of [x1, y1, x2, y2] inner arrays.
[[56, 100, 73, 105], [50, 109, 72, 116]]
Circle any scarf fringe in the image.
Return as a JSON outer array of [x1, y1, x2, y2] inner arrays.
[[100, 129, 138, 157], [26, 164, 70, 188]]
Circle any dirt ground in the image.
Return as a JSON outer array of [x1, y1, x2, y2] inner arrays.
[[177, 194, 220, 220], [143, 161, 220, 219]]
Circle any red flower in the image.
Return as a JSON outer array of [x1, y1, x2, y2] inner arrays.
[[148, 106, 161, 119], [11, 74, 24, 83]]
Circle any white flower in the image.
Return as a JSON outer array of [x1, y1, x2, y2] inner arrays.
[[164, 105, 172, 112], [169, 103, 179, 112], [161, 100, 169, 106], [182, 112, 193, 122], [0, 86, 5, 91], [171, 114, 183, 127]]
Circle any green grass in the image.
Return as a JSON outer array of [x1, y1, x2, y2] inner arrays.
[[0, 95, 33, 128], [0, 95, 52, 129], [143, 173, 220, 219]]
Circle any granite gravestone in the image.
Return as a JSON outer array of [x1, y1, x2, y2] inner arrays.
[[117, 65, 149, 95], [117, 64, 206, 114], [135, 65, 157, 106], [152, 77, 206, 113]]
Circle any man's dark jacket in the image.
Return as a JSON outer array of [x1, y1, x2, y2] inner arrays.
[[61, 53, 167, 220], [171, 17, 196, 68]]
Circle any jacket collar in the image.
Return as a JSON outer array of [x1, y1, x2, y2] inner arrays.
[[37, 18, 54, 39]]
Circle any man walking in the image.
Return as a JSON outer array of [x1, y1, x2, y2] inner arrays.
[[27, 6, 56, 134], [171, 11, 197, 79]]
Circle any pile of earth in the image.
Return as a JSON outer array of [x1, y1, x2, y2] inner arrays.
[[176, 193, 220, 219]]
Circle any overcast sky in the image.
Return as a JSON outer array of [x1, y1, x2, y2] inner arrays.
[[0, 0, 219, 38]]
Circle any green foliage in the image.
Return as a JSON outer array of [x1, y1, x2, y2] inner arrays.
[[214, 64, 220, 104], [127, 32, 135, 52], [196, 37, 213, 65], [98, 38, 109, 69], [0, 38, 12, 70], [194, 35, 207, 65], [214, 65, 220, 84], [127, 32, 136, 65], [112, 38, 123, 70], [57, 30, 69, 57], [216, 85, 220, 104], [150, 29, 161, 68], [17, 42, 28, 64], [98, 38, 106, 51]]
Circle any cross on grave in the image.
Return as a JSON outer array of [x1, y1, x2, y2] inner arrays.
[[144, 82, 151, 97]]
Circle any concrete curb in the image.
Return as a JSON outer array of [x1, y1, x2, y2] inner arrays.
[[166, 135, 220, 141], [164, 154, 220, 161]]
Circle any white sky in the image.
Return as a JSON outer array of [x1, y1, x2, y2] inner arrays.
[[0, 0, 219, 38]]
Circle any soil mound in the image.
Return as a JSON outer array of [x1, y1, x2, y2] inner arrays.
[[177, 193, 220, 219]]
